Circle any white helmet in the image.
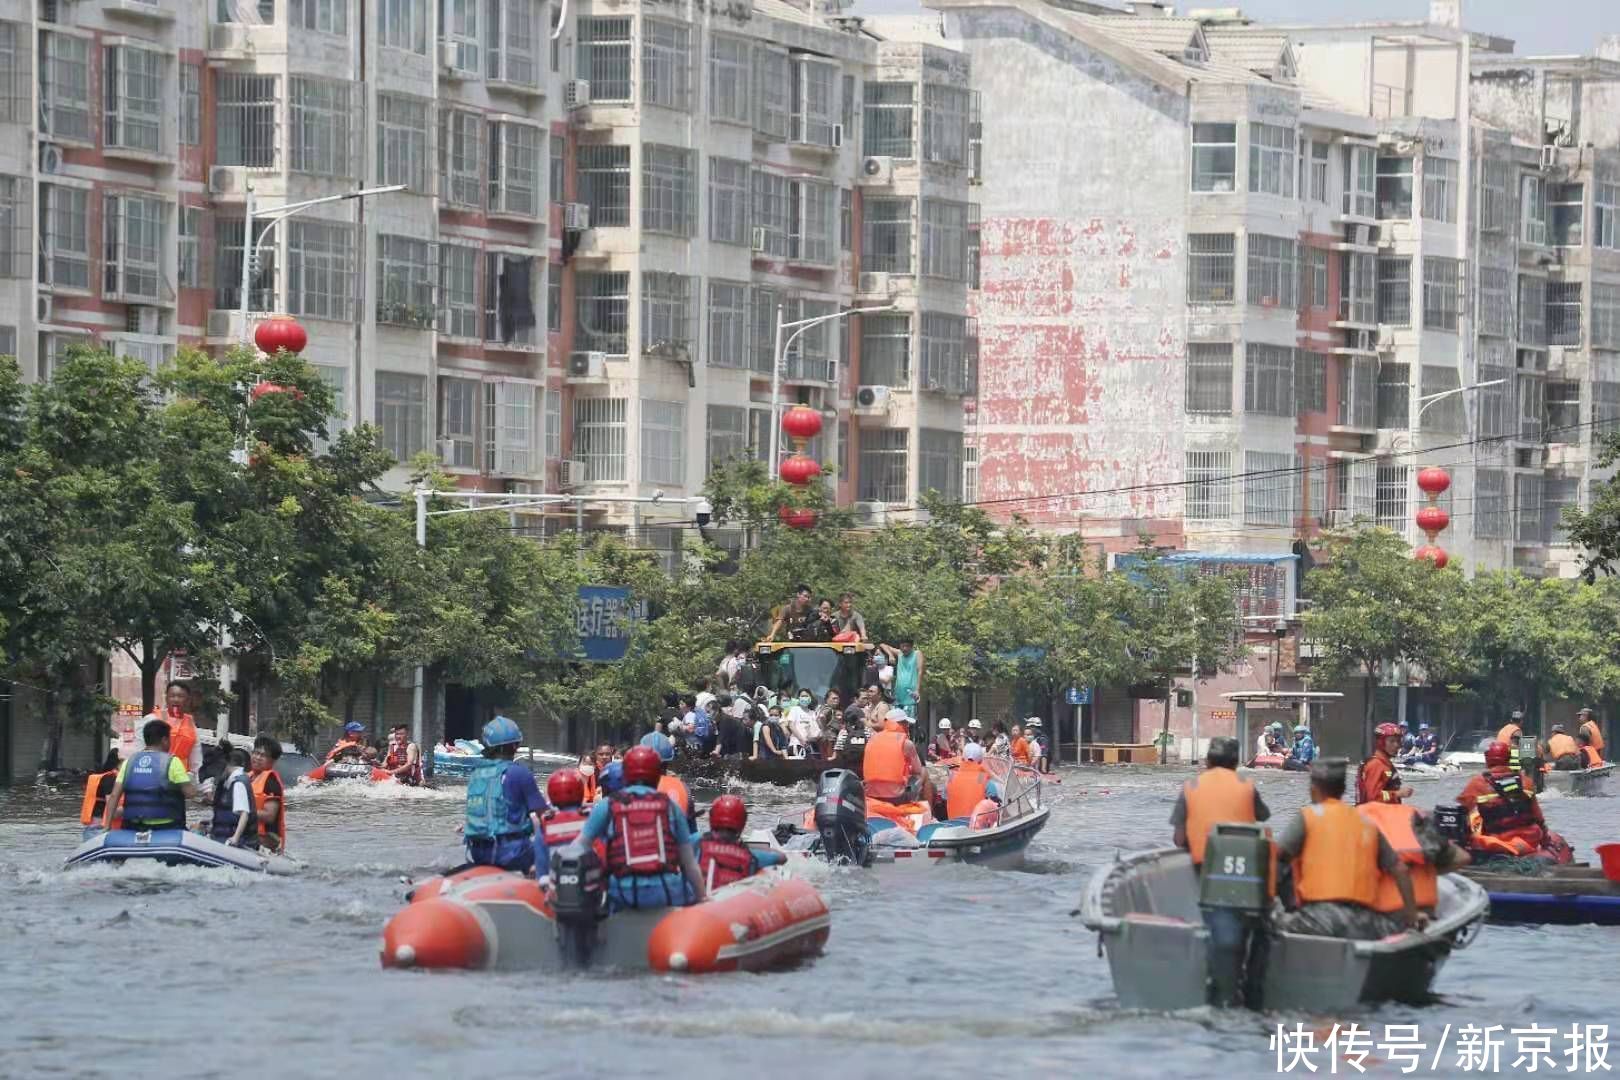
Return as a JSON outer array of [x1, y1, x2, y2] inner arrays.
[[963, 742, 985, 762], [889, 709, 912, 725], [967, 719, 982, 731], [1027, 717, 1043, 728], [939, 718, 952, 730]]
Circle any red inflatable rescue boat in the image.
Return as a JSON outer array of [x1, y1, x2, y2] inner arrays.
[[305, 761, 395, 783]]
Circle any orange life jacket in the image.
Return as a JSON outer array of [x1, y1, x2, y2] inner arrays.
[[1497, 721, 1522, 745], [80, 771, 119, 827], [863, 729, 909, 787], [164, 710, 198, 772], [1182, 767, 1257, 866], [250, 769, 285, 846], [1011, 737, 1032, 764], [1356, 802, 1438, 912], [657, 774, 691, 821], [581, 771, 600, 804], [945, 761, 992, 820], [1580, 719, 1604, 756], [1293, 799, 1382, 908], [1547, 733, 1579, 760], [1582, 745, 1603, 769]]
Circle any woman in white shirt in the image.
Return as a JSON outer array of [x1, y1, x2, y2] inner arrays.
[[784, 689, 822, 757]]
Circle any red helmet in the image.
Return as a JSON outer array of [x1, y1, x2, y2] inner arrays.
[[1484, 740, 1512, 768], [1375, 722, 1402, 738], [709, 794, 747, 832], [546, 768, 586, 807], [622, 745, 664, 786]]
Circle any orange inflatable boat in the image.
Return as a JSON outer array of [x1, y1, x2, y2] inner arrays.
[[382, 865, 828, 974]]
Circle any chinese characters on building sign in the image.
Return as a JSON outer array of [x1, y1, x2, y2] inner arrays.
[[575, 585, 646, 662]]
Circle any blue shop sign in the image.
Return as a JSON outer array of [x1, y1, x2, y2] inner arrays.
[[576, 586, 646, 662]]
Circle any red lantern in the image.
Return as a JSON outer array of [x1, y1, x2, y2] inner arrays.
[[781, 405, 823, 442], [1415, 506, 1450, 534], [1414, 545, 1449, 569], [779, 453, 822, 487], [254, 315, 308, 356], [1416, 467, 1451, 496], [778, 505, 818, 530]]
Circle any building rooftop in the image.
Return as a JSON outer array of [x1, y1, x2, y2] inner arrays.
[[1086, 13, 1206, 58], [1201, 27, 1293, 77]]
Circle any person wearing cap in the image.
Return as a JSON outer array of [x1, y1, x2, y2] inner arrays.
[[1546, 723, 1581, 771], [1577, 708, 1605, 760], [1415, 722, 1440, 765], [1027, 717, 1050, 772], [325, 721, 368, 763], [1285, 724, 1316, 771], [945, 742, 998, 819], [863, 709, 928, 804], [1172, 736, 1270, 866]]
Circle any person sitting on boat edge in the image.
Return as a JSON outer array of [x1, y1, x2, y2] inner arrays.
[[326, 722, 368, 763], [1576, 707, 1605, 760], [1274, 758, 1424, 940], [1546, 724, 1581, 771], [1415, 722, 1440, 766], [944, 742, 1002, 820], [1356, 800, 1469, 917], [573, 745, 707, 912], [1172, 737, 1271, 866], [249, 736, 286, 853], [863, 710, 934, 807], [1356, 723, 1413, 805], [1455, 740, 1569, 861], [1284, 724, 1315, 771], [80, 750, 122, 837], [382, 724, 423, 785], [754, 704, 788, 761], [1578, 729, 1602, 770], [1028, 717, 1050, 772], [103, 719, 197, 832], [201, 747, 258, 848], [536, 768, 605, 881], [464, 716, 548, 876], [698, 795, 786, 892]]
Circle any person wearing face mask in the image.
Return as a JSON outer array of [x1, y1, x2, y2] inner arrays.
[[785, 689, 822, 759]]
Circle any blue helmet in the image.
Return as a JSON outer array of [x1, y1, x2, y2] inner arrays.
[[343, 721, 365, 735], [1293, 724, 1310, 733], [599, 761, 626, 795], [1418, 721, 1431, 730], [481, 715, 522, 748]]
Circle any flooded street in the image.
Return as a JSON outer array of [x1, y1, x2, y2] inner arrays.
[[3, 768, 1616, 1080]]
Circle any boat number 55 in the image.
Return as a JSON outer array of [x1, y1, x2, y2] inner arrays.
[[1221, 855, 1247, 875]]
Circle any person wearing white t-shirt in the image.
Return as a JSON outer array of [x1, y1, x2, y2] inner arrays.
[[784, 690, 822, 757]]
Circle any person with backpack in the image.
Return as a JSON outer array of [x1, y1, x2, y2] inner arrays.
[[690, 697, 719, 757], [463, 716, 548, 874]]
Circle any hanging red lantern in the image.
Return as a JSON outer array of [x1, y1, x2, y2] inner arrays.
[[781, 405, 824, 443], [779, 453, 822, 487], [1415, 506, 1450, 534], [1414, 545, 1449, 569], [1416, 467, 1451, 496], [778, 505, 818, 530], [254, 315, 308, 356]]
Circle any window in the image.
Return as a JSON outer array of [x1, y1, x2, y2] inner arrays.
[[794, 182, 836, 266], [547, 267, 561, 332], [1594, 379, 1620, 430], [1338, 357, 1377, 429], [1376, 362, 1409, 428], [921, 200, 968, 281], [1515, 473, 1544, 543], [780, 298, 834, 381], [376, 373, 428, 463], [642, 20, 691, 110], [376, 235, 436, 329], [578, 18, 632, 103], [212, 218, 274, 311], [1475, 469, 1509, 538], [488, 120, 542, 217], [1549, 183, 1584, 247], [1519, 373, 1544, 441], [376, 94, 428, 193], [1598, 181, 1620, 250], [380, 0, 428, 54], [1244, 344, 1294, 417], [1482, 160, 1511, 233], [1377, 256, 1411, 327], [439, 244, 479, 338], [544, 389, 562, 461], [179, 64, 200, 147], [40, 31, 90, 143], [752, 170, 790, 258], [1422, 257, 1460, 332], [176, 205, 199, 289], [792, 58, 839, 147], [641, 144, 695, 236], [1341, 457, 1377, 522], [920, 313, 969, 395], [843, 75, 856, 146], [861, 313, 911, 387], [967, 208, 980, 289], [1248, 123, 1294, 197], [1545, 379, 1581, 438], [1185, 451, 1234, 520], [1343, 145, 1375, 218], [1185, 342, 1233, 415], [641, 271, 692, 353], [1187, 234, 1235, 305], [1518, 275, 1546, 345], [754, 48, 789, 141], [577, 144, 630, 228], [1302, 248, 1329, 310], [919, 429, 963, 501], [482, 254, 538, 346], [485, 380, 539, 477], [0, 176, 25, 281], [862, 197, 913, 274], [292, 0, 347, 35], [573, 397, 627, 482], [1477, 356, 1512, 438], [1244, 452, 1294, 527], [1341, 252, 1374, 324], [1296, 351, 1326, 413], [287, 219, 355, 322], [103, 194, 166, 301], [215, 74, 278, 168], [1420, 365, 1464, 433], [1544, 477, 1579, 544], [1522, 175, 1548, 246], [1308, 140, 1330, 203], [113, 338, 173, 377], [0, 23, 23, 125], [709, 157, 749, 246], [863, 82, 914, 158], [1592, 282, 1620, 350], [40, 184, 88, 289], [1376, 465, 1409, 532], [707, 404, 748, 474], [550, 135, 564, 204], [576, 271, 628, 355], [1421, 156, 1457, 223], [708, 281, 749, 369], [1191, 123, 1236, 193], [750, 287, 777, 374], [485, 0, 539, 87], [639, 399, 685, 485], [1479, 266, 1511, 337], [922, 83, 969, 165], [1300, 453, 1326, 523], [440, 375, 478, 468], [859, 429, 908, 504], [1246, 235, 1296, 308], [709, 35, 751, 125], [1547, 282, 1582, 346], [290, 77, 353, 179], [1376, 156, 1412, 218], [440, 109, 485, 210], [104, 45, 163, 154]]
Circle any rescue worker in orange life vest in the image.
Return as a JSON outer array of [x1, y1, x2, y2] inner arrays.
[[103, 719, 197, 832], [249, 736, 286, 853], [326, 721, 368, 762], [534, 768, 603, 882], [1577, 707, 1605, 760], [1355, 722, 1414, 805], [80, 750, 122, 838], [1545, 723, 1582, 771], [1455, 740, 1548, 855], [151, 683, 202, 782], [1356, 799, 1469, 918], [945, 742, 1004, 820], [573, 745, 707, 912], [382, 724, 423, 785], [697, 795, 786, 892], [1579, 729, 1602, 770], [1171, 736, 1270, 866], [1274, 758, 1424, 940]]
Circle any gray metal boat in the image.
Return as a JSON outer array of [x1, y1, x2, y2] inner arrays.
[[1543, 763, 1614, 796], [1077, 846, 1489, 1012]]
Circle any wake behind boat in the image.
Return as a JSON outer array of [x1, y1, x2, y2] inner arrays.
[[431, 740, 577, 779], [66, 828, 301, 875]]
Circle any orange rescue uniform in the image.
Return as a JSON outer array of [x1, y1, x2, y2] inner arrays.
[[1582, 745, 1603, 769], [1496, 722, 1523, 746], [944, 761, 991, 820], [161, 709, 198, 773], [1356, 802, 1437, 912], [80, 771, 119, 827], [1579, 719, 1605, 758], [1356, 751, 1401, 805], [1546, 732, 1579, 761], [1181, 768, 1259, 866], [657, 773, 693, 822], [1010, 737, 1032, 765], [1293, 799, 1383, 908]]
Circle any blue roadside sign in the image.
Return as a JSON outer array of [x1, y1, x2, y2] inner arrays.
[[1066, 687, 1092, 706], [575, 585, 645, 663]]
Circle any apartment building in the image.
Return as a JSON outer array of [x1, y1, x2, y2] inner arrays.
[[11, 0, 972, 541]]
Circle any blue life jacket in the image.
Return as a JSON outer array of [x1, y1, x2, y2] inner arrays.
[[692, 710, 713, 741], [1290, 735, 1316, 764], [121, 750, 185, 826], [209, 771, 259, 844], [465, 759, 530, 840]]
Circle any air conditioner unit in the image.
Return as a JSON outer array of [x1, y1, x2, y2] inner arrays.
[[567, 351, 607, 379], [1540, 144, 1558, 170], [1376, 326, 1396, 351], [208, 166, 239, 195], [441, 41, 477, 77], [857, 272, 893, 296], [564, 79, 591, 109], [859, 156, 893, 185], [564, 202, 590, 231], [853, 501, 888, 527], [560, 459, 586, 487], [38, 143, 63, 175], [750, 226, 769, 253], [853, 385, 891, 414], [830, 123, 843, 149], [130, 306, 161, 336], [37, 294, 53, 323]]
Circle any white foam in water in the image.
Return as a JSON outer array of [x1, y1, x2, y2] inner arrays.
[[288, 779, 462, 804]]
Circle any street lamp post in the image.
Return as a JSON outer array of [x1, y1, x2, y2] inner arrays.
[[1415, 378, 1505, 423], [239, 184, 407, 343], [768, 303, 898, 478]]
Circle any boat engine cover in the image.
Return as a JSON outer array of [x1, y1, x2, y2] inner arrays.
[[550, 846, 605, 924], [1198, 824, 1273, 912], [814, 769, 870, 865], [1430, 803, 1469, 845]]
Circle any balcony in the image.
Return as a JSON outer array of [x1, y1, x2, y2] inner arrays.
[[105, 0, 176, 21]]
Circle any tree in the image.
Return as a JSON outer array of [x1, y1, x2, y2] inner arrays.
[[1564, 428, 1620, 580]]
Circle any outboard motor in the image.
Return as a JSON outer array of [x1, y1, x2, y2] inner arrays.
[[1518, 734, 1545, 793], [549, 846, 606, 968], [814, 769, 871, 867], [1431, 803, 1470, 846], [1198, 823, 1274, 1009]]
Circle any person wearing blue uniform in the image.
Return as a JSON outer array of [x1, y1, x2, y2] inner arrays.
[[1416, 722, 1440, 765], [103, 719, 197, 830], [463, 716, 548, 874], [1286, 723, 1317, 771], [1398, 720, 1415, 755], [575, 745, 706, 912]]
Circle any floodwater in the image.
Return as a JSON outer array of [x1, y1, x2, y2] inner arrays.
[[2, 766, 1615, 1080]]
